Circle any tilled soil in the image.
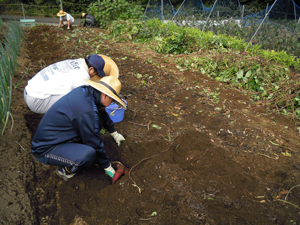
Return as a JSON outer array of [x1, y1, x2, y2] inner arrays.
[[0, 25, 300, 225]]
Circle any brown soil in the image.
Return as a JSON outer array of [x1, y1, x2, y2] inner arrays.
[[1, 25, 300, 225]]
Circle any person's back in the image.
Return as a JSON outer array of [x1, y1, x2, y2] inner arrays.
[[24, 58, 91, 114], [82, 13, 97, 27], [24, 54, 118, 114], [31, 85, 114, 156], [26, 58, 88, 99], [30, 77, 127, 181]]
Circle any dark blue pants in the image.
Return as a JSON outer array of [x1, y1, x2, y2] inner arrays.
[[33, 143, 110, 173]]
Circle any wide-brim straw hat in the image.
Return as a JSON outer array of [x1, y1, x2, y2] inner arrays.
[[84, 76, 126, 109], [82, 13, 86, 18], [57, 10, 67, 17], [99, 54, 119, 78]]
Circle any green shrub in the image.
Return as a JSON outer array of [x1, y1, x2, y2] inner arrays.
[[87, 0, 143, 29], [109, 20, 145, 42], [156, 31, 198, 54]]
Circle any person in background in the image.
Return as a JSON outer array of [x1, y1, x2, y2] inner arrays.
[[57, 10, 74, 29], [24, 54, 119, 114], [31, 76, 126, 181], [82, 13, 97, 27]]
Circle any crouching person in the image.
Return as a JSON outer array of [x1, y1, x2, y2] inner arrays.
[[57, 10, 74, 29], [82, 13, 97, 27], [31, 76, 126, 181]]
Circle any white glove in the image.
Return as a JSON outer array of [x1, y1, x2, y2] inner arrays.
[[111, 131, 125, 146], [104, 164, 115, 178]]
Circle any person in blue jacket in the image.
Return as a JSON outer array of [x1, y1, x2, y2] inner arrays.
[[31, 76, 126, 181]]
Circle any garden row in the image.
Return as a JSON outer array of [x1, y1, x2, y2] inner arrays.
[[0, 18, 22, 135], [107, 18, 300, 122]]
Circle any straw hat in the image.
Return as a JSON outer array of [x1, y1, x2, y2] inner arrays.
[[82, 13, 87, 18], [57, 10, 67, 17], [99, 54, 119, 78], [84, 76, 126, 109]]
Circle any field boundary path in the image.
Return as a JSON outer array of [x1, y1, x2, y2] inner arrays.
[[0, 14, 82, 26]]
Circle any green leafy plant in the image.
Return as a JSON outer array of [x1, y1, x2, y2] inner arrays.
[[14, 64, 31, 90], [156, 30, 198, 54], [0, 20, 21, 135], [88, 0, 143, 29]]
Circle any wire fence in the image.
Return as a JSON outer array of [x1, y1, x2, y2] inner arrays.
[[143, 0, 300, 58]]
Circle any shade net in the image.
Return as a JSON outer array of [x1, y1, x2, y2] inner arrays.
[[142, 0, 175, 22], [169, 0, 211, 27]]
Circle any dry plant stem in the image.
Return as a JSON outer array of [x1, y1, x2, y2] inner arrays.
[[129, 121, 148, 127], [165, 85, 185, 96], [285, 184, 300, 201], [14, 141, 25, 151], [249, 92, 298, 111], [196, 147, 209, 163], [128, 145, 172, 194], [139, 218, 154, 221], [129, 120, 151, 130], [256, 153, 279, 160], [1, 111, 14, 135], [111, 161, 123, 166], [274, 199, 300, 210]]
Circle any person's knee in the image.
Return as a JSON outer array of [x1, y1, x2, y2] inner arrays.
[[82, 148, 96, 167]]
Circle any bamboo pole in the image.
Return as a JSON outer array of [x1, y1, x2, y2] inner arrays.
[[293, 1, 297, 27], [198, 0, 218, 40], [21, 3, 25, 19], [245, 0, 278, 51], [166, 0, 186, 29], [241, 5, 244, 19], [161, 0, 164, 21], [142, 0, 151, 22]]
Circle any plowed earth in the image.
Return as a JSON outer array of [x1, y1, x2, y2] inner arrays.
[[0, 25, 300, 225]]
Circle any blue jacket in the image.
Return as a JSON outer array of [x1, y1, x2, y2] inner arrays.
[[31, 85, 115, 164]]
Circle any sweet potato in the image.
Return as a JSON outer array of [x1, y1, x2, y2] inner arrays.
[[112, 164, 125, 184]]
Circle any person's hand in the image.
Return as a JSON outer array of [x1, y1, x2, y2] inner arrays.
[[104, 164, 115, 179], [110, 131, 125, 146]]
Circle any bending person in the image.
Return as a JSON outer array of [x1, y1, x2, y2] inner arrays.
[[82, 13, 97, 27], [57, 10, 74, 29], [31, 76, 126, 181], [24, 54, 119, 114]]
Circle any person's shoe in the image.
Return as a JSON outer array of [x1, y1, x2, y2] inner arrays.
[[104, 164, 115, 179], [67, 27, 70, 29], [56, 166, 75, 181]]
